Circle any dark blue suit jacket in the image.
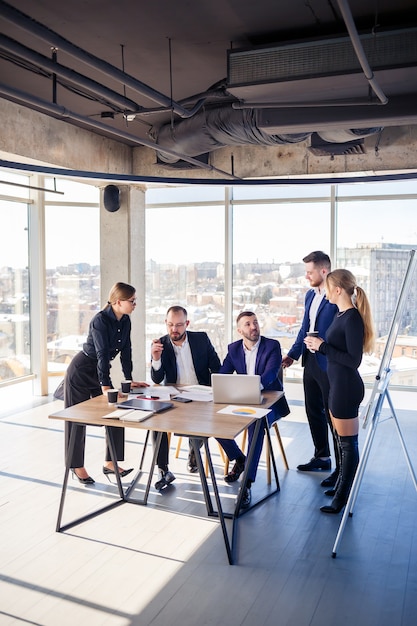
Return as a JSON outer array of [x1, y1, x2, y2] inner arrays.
[[219, 336, 290, 418], [287, 289, 337, 371], [151, 331, 221, 386]]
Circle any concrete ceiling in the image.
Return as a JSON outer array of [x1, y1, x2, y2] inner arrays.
[[1, 0, 417, 172]]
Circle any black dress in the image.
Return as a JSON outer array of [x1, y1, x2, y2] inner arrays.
[[319, 308, 364, 419]]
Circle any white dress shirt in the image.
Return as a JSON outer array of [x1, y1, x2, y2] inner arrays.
[[151, 333, 198, 385], [308, 287, 325, 332], [243, 337, 264, 389], [171, 334, 199, 385]]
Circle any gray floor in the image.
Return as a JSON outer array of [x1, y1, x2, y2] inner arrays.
[[0, 384, 417, 626]]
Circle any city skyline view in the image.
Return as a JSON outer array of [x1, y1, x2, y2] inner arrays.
[[2, 176, 417, 389]]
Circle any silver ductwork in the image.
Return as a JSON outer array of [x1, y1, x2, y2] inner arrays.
[[153, 105, 381, 163], [0, 83, 237, 178], [1, 0, 406, 168]]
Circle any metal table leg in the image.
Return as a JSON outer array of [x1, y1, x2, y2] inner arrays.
[[234, 417, 280, 517], [190, 436, 234, 564], [56, 423, 125, 532], [55, 424, 163, 532]]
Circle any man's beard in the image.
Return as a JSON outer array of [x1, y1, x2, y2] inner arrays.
[[242, 330, 259, 343], [171, 330, 186, 343]]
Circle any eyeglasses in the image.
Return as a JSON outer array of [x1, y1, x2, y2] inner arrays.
[[166, 322, 186, 329], [124, 299, 137, 305]]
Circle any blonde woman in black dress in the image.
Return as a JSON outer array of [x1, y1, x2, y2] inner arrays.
[[305, 269, 374, 514]]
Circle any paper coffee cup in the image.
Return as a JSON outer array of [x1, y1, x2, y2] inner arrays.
[[107, 389, 118, 404], [121, 381, 131, 394], [306, 331, 319, 353]]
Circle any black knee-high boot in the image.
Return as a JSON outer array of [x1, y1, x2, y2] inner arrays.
[[324, 432, 342, 496], [320, 434, 359, 514], [321, 423, 342, 487]]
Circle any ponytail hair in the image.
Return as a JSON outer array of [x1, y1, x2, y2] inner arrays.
[[103, 282, 136, 310], [355, 285, 375, 354], [326, 269, 375, 354]]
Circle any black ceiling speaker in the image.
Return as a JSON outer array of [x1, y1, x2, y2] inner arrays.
[[103, 185, 120, 212]]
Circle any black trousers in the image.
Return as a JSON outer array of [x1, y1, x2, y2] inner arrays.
[[151, 433, 202, 471], [303, 350, 333, 459], [152, 431, 170, 471], [64, 351, 125, 468]]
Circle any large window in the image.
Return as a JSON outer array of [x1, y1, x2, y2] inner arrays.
[[145, 180, 417, 389], [0, 174, 30, 382], [336, 180, 417, 386], [232, 186, 331, 357], [146, 186, 226, 367], [45, 179, 100, 375]]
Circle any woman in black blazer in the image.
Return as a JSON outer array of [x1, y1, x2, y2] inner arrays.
[[64, 281, 148, 484]]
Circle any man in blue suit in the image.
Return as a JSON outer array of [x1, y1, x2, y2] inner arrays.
[[282, 251, 338, 487], [151, 305, 221, 487], [216, 311, 290, 508]]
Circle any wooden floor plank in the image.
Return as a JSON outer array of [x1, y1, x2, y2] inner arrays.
[[1, 386, 417, 625]]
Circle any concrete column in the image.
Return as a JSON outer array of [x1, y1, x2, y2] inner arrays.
[[100, 184, 146, 383]]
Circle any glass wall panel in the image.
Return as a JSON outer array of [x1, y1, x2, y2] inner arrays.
[[145, 179, 417, 390], [145, 190, 225, 371], [232, 196, 331, 381], [0, 179, 30, 382], [45, 180, 100, 374], [336, 179, 417, 387]]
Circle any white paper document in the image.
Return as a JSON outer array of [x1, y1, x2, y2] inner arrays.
[[180, 390, 213, 402], [130, 386, 174, 401], [102, 408, 132, 418], [181, 384, 211, 393], [217, 405, 271, 419], [120, 410, 154, 422], [180, 385, 213, 402], [102, 408, 154, 421]]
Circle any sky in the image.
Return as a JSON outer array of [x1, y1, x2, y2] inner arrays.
[[2, 177, 417, 269], [0, 177, 100, 269], [146, 196, 417, 266]]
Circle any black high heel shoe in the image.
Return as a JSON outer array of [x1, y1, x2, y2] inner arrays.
[[71, 469, 95, 484], [320, 501, 345, 514], [102, 466, 134, 480]]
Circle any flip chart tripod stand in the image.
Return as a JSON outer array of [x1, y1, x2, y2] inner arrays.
[[332, 248, 417, 557], [331, 369, 417, 557]]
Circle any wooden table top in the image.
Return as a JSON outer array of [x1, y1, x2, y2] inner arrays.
[[49, 391, 281, 440]]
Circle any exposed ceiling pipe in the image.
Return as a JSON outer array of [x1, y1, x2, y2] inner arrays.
[[233, 98, 387, 109], [0, 33, 141, 113], [0, 83, 238, 179], [0, 0, 205, 119], [336, 0, 388, 105], [128, 83, 231, 118]]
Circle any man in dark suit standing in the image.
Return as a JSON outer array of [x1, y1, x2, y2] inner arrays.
[[151, 305, 221, 487], [216, 311, 290, 508], [282, 251, 338, 488]]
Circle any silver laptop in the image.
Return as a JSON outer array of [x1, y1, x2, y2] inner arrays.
[[211, 374, 262, 405]]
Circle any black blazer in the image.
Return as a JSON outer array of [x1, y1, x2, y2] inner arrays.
[[151, 331, 221, 386]]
